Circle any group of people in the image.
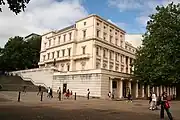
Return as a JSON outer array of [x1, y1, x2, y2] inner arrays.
[[108, 91, 133, 102], [149, 91, 173, 120]]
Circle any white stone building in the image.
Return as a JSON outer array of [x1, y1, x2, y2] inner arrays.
[[11, 14, 176, 99]]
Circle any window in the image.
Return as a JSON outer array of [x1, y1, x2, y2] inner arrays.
[[97, 22, 99, 26], [62, 49, 65, 57], [115, 53, 117, 61], [96, 62, 100, 69], [121, 55, 124, 63], [82, 46, 86, 54], [115, 38, 118, 45], [103, 32, 107, 40], [84, 22, 86, 25], [125, 46, 127, 49], [53, 38, 55, 45], [44, 43, 46, 49], [110, 36, 113, 43], [110, 29, 112, 32], [115, 32, 117, 35], [116, 66, 119, 71], [52, 52, 55, 59], [96, 47, 99, 56], [47, 53, 50, 59], [49, 40, 51, 47], [120, 35, 122, 37], [104, 26, 106, 29], [115, 53, 119, 61], [83, 30, 86, 38], [57, 51, 60, 58], [69, 32, 72, 40], [68, 48, 71, 56], [121, 65, 124, 72], [58, 36, 61, 44], [103, 49, 106, 58], [63, 34, 66, 42], [121, 40, 123, 47], [110, 51, 112, 59], [43, 55, 46, 61], [96, 29, 100, 37], [67, 65, 70, 71]]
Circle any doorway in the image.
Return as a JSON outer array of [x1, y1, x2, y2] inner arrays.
[[63, 83, 67, 94]]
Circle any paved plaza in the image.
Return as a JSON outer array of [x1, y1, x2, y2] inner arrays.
[[0, 91, 180, 120]]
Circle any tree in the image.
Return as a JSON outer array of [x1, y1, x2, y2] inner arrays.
[[0, 0, 30, 14], [0, 35, 41, 72], [133, 2, 180, 88]]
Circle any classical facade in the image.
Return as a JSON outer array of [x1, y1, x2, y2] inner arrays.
[[12, 14, 176, 99]]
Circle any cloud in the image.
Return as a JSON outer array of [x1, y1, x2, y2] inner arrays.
[[125, 34, 143, 48], [0, 0, 88, 47], [108, 0, 180, 26]]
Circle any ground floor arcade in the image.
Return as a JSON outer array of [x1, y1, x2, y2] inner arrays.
[[52, 69, 177, 99]]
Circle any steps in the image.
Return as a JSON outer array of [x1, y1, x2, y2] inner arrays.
[[0, 75, 46, 92]]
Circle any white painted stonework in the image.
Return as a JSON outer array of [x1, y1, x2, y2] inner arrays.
[[10, 14, 177, 99]]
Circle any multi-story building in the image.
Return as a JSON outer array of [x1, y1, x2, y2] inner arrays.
[[12, 14, 177, 99], [38, 14, 139, 99]]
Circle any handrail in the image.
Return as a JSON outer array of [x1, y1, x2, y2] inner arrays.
[[17, 73, 48, 88]]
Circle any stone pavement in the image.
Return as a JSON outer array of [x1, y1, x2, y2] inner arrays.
[[0, 91, 180, 120]]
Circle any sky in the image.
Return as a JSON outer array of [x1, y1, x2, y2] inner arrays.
[[0, 0, 179, 48]]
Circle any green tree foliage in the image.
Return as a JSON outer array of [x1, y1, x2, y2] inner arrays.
[[0, 36, 41, 72], [0, 0, 30, 14], [133, 3, 180, 86]]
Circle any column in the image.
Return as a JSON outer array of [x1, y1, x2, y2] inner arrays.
[[100, 47, 103, 68], [163, 86, 166, 92], [172, 86, 174, 95], [119, 80, 123, 98], [147, 85, 150, 97], [128, 80, 132, 94], [157, 86, 159, 97], [152, 86, 155, 92], [135, 81, 139, 98], [167, 86, 170, 96], [142, 85, 145, 98], [160, 85, 163, 96]]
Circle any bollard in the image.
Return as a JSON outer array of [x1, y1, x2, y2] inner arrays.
[[75, 92, 76, 100], [18, 91, 21, 102], [40, 91, 43, 101], [59, 92, 61, 101]]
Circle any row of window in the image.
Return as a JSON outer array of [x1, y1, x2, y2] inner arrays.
[[96, 62, 132, 74], [96, 47, 133, 65], [42, 47, 86, 61], [44, 32, 72, 49]]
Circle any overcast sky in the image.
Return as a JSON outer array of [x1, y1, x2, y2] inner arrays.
[[0, 0, 178, 48]]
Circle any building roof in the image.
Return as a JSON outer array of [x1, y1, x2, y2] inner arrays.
[[25, 33, 41, 39], [56, 25, 75, 33]]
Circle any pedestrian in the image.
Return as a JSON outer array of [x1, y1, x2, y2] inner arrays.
[[108, 91, 111, 99], [47, 87, 51, 98], [160, 92, 173, 120], [87, 89, 90, 100], [127, 91, 132, 102], [149, 92, 157, 110], [37, 85, 41, 95], [50, 88, 53, 98], [57, 87, 61, 97]]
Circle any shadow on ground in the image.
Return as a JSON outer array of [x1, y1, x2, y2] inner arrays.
[[0, 105, 160, 120]]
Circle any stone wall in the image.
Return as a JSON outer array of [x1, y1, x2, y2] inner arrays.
[[52, 73, 102, 97]]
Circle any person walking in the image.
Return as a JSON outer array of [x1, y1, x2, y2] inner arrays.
[[160, 92, 173, 120], [149, 92, 157, 110], [87, 89, 90, 100], [37, 85, 41, 95]]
